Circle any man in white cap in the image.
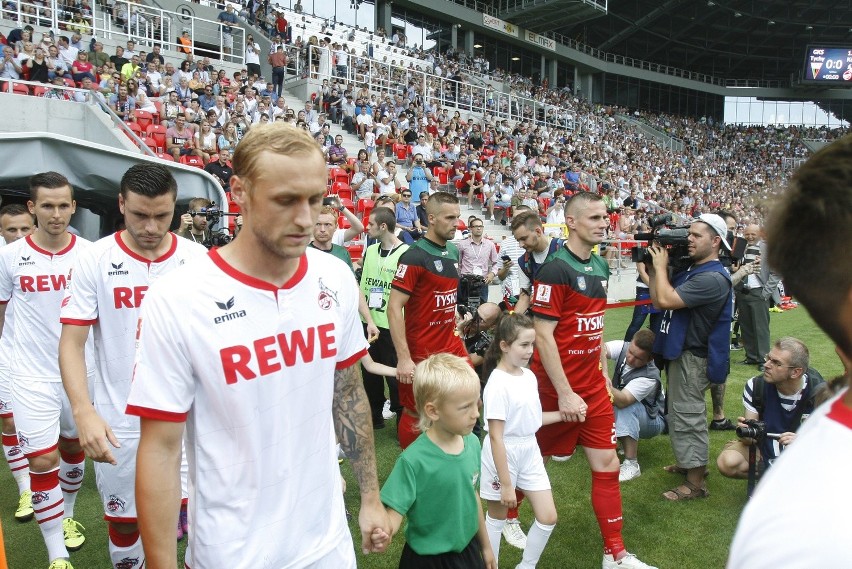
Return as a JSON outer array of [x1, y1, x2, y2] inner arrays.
[[642, 213, 733, 501]]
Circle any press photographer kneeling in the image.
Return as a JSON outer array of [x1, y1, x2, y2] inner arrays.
[[716, 337, 827, 487]]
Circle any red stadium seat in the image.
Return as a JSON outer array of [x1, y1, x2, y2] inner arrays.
[[355, 198, 374, 214], [338, 215, 351, 229], [134, 110, 155, 131], [63, 77, 76, 88], [12, 84, 29, 96], [33, 86, 48, 97], [331, 182, 353, 202], [146, 125, 167, 153], [180, 155, 205, 168], [157, 153, 175, 161], [432, 166, 448, 185], [127, 122, 144, 139], [329, 167, 349, 186], [145, 138, 158, 153], [346, 243, 364, 263]]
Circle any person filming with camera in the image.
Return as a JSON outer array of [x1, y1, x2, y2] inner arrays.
[[642, 213, 733, 501], [177, 197, 213, 245], [716, 337, 826, 481]]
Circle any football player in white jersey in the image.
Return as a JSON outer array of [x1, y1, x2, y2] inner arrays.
[[0, 172, 94, 569], [59, 164, 208, 569], [127, 123, 392, 568], [0, 204, 36, 522]]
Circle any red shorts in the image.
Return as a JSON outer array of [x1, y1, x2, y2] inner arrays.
[[535, 387, 615, 456], [398, 410, 420, 450]]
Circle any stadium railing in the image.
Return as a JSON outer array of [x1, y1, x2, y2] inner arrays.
[[4, 0, 246, 66], [300, 43, 578, 132]]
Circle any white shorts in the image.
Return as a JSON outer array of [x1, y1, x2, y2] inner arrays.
[[0, 367, 13, 418], [223, 32, 233, 48], [96, 436, 139, 522], [12, 379, 78, 457], [96, 436, 190, 522], [480, 435, 551, 500]]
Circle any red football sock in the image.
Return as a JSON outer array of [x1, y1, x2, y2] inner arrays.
[[507, 489, 525, 519], [591, 470, 625, 558]]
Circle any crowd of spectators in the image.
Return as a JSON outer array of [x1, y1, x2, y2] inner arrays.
[[1, 2, 848, 226]]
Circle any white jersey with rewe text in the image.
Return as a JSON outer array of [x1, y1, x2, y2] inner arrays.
[[0, 234, 95, 382], [126, 247, 368, 568], [60, 231, 207, 436]]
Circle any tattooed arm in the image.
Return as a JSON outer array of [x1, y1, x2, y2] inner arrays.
[[333, 363, 392, 554]]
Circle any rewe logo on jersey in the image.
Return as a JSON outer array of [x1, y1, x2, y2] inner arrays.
[[214, 296, 246, 324], [19, 274, 68, 292], [108, 262, 130, 276], [219, 323, 337, 384], [18, 256, 34, 266]]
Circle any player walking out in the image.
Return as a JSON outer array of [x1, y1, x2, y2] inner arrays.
[[59, 164, 207, 569], [0, 173, 94, 569]]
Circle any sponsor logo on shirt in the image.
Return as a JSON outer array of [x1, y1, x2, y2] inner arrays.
[[395, 264, 408, 278], [16, 432, 28, 448], [535, 283, 552, 303], [214, 296, 246, 324], [108, 262, 130, 276], [435, 290, 457, 308], [577, 313, 604, 333], [434, 260, 443, 272], [18, 256, 34, 266], [19, 274, 68, 292], [577, 276, 586, 291], [219, 323, 338, 384], [114, 286, 148, 309]]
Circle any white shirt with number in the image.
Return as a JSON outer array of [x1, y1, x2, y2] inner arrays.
[[126, 247, 368, 568], [0, 234, 94, 382], [60, 232, 207, 436]]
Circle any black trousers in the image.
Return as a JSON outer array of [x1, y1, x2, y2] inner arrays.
[[361, 326, 399, 424], [399, 538, 485, 569]]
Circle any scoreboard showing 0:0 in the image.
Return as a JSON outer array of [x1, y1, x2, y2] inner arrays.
[[804, 46, 852, 84]]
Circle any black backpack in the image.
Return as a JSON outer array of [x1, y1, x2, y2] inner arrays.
[[750, 367, 827, 427]]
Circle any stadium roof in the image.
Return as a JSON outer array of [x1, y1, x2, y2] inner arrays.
[[507, 0, 852, 86]]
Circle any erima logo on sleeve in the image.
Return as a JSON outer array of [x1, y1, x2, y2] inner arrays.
[[214, 296, 247, 324], [18, 256, 34, 266]]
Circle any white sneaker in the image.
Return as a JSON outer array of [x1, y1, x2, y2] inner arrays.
[[602, 552, 658, 569], [382, 400, 396, 420], [501, 518, 527, 549], [551, 454, 573, 462], [619, 460, 641, 482]]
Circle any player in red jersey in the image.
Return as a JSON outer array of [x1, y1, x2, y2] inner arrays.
[[388, 191, 469, 449], [530, 192, 656, 569]]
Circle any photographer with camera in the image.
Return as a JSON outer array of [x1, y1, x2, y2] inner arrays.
[[716, 337, 826, 481], [177, 197, 213, 244], [643, 213, 733, 501]]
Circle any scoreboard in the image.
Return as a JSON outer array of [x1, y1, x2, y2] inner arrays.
[[803, 46, 852, 84]]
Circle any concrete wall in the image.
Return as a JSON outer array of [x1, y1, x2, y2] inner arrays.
[[0, 92, 135, 150]]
